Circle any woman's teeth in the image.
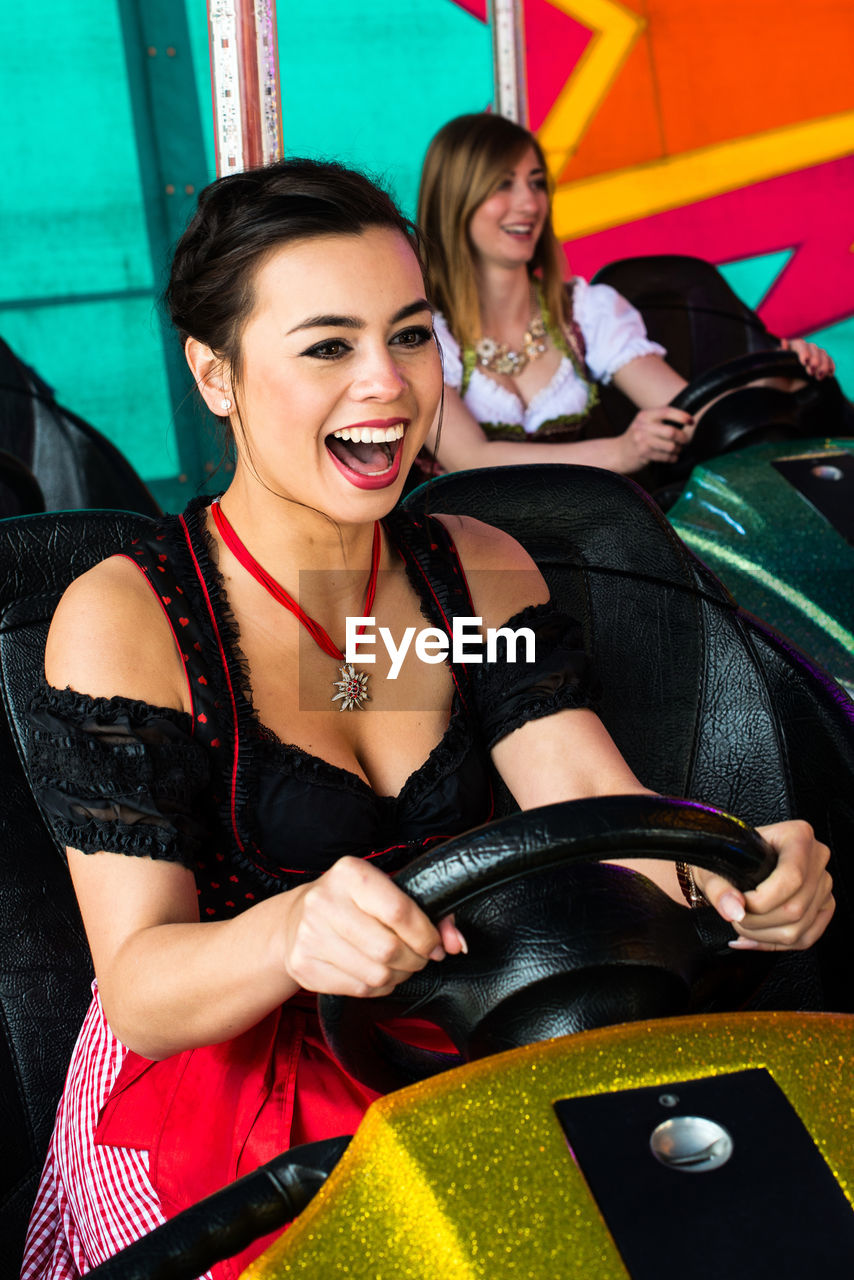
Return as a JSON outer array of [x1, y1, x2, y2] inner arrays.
[[325, 421, 406, 480], [332, 423, 405, 444]]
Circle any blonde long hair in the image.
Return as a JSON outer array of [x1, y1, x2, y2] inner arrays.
[[417, 113, 569, 350]]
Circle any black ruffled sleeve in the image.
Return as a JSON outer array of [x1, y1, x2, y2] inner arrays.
[[26, 683, 213, 866], [468, 603, 595, 750]]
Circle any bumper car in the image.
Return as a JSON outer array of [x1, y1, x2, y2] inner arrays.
[[590, 254, 854, 697], [2, 462, 854, 1279]]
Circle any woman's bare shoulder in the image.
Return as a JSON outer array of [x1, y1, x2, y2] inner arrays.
[[45, 554, 189, 712], [432, 513, 549, 621], [432, 513, 537, 570]]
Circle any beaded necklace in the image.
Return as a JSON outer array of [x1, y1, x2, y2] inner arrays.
[[461, 284, 599, 426], [473, 311, 548, 377]]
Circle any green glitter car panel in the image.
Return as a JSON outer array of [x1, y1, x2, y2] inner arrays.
[[669, 438, 854, 697]]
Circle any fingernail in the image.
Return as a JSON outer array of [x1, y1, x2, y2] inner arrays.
[[728, 938, 759, 950], [719, 892, 745, 923], [456, 929, 469, 955], [429, 945, 445, 962]]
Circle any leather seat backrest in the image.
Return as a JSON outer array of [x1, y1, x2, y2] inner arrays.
[[0, 337, 161, 517], [405, 465, 854, 1008], [590, 254, 777, 382], [0, 508, 155, 1265], [0, 450, 44, 518], [409, 465, 785, 811]]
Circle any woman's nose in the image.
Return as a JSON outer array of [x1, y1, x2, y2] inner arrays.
[[352, 348, 407, 401], [514, 183, 539, 212]]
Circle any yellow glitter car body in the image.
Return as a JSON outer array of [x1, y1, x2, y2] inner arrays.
[[244, 1010, 854, 1278]]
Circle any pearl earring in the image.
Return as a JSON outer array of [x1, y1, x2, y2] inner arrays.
[[220, 396, 232, 413]]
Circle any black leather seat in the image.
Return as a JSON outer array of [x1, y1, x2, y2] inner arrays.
[[403, 466, 854, 1015], [1, 466, 853, 1276], [592, 254, 779, 380], [0, 450, 44, 518], [0, 336, 160, 516], [0, 509, 152, 1272]]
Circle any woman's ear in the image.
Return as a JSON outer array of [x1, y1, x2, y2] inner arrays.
[[185, 337, 233, 417]]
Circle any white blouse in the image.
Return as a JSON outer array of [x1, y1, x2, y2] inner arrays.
[[433, 277, 665, 437]]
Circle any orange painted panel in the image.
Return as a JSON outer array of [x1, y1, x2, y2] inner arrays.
[[554, 23, 662, 180], [563, 0, 854, 182]]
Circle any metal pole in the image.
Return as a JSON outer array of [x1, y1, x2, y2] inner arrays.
[[488, 0, 529, 127], [207, 0, 283, 176]]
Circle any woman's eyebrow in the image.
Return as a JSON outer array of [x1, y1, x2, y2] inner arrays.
[[287, 298, 432, 335], [287, 313, 361, 334], [391, 298, 432, 323]]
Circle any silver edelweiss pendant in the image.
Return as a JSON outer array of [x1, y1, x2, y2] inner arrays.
[[331, 664, 370, 711]]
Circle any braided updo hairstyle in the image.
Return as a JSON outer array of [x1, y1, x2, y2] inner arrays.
[[166, 157, 426, 393]]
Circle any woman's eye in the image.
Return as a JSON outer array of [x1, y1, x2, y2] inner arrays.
[[301, 339, 350, 360], [392, 325, 433, 348]]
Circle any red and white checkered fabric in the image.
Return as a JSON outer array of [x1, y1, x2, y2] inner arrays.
[[20, 985, 212, 1280]]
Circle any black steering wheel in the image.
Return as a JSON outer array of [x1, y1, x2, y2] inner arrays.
[[670, 348, 809, 419], [318, 795, 775, 1094], [659, 347, 843, 489]]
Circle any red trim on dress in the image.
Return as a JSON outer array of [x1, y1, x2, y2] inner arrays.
[[397, 528, 475, 713], [402, 523, 495, 824], [114, 553, 196, 729], [440, 524, 477, 615], [179, 515, 245, 853], [270, 833, 453, 877]]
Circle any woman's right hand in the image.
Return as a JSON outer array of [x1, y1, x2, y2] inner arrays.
[[694, 819, 834, 952], [618, 406, 695, 471], [281, 856, 467, 997]]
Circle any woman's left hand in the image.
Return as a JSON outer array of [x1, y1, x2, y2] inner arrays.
[[694, 819, 834, 950], [781, 337, 835, 380]]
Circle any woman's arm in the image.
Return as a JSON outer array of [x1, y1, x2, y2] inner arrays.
[[615, 342, 837, 417], [610, 352, 687, 407], [68, 846, 457, 1060], [447, 516, 834, 952], [47, 560, 463, 1060], [491, 709, 833, 949], [430, 375, 694, 476]]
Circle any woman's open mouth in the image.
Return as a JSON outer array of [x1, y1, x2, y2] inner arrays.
[[501, 223, 537, 239], [325, 420, 407, 490]]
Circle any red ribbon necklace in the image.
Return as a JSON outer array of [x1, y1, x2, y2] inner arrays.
[[211, 498, 381, 711]]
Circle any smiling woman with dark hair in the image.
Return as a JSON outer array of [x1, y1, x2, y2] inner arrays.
[[20, 156, 833, 1280]]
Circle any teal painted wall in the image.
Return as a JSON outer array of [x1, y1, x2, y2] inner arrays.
[[1, 2, 849, 509], [0, 1, 490, 507], [0, 2, 182, 484]]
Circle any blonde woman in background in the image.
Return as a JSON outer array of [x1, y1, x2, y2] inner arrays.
[[417, 112, 832, 477]]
